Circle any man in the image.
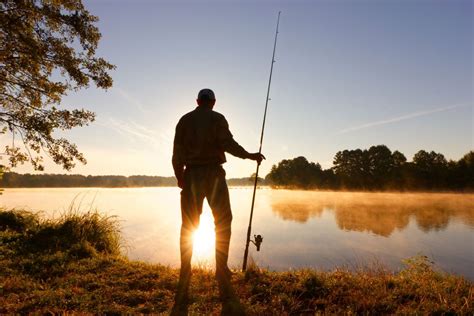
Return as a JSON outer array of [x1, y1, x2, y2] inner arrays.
[[172, 88, 264, 308]]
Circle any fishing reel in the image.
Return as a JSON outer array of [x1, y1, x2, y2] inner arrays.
[[250, 234, 263, 251]]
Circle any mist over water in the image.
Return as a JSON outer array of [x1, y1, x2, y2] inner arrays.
[[1, 188, 473, 279], [271, 191, 474, 235]]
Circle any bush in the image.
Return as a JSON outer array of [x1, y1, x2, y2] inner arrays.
[[0, 210, 40, 232]]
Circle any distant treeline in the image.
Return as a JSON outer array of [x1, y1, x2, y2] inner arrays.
[[0, 173, 264, 188], [0, 174, 177, 188], [1, 145, 472, 191], [266, 146, 473, 191]]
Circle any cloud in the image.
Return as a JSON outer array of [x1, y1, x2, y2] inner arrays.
[[97, 117, 171, 154], [336, 103, 470, 135], [115, 87, 147, 113]]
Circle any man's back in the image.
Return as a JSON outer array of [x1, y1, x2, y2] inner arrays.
[[174, 107, 228, 166], [172, 106, 249, 173]]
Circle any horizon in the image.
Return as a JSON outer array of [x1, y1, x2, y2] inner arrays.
[[1, 0, 472, 178], [3, 145, 472, 178]]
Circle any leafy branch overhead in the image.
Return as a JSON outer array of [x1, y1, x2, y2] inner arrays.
[[0, 0, 115, 171]]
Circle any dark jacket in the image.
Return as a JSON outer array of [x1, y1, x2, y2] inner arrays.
[[172, 106, 249, 180]]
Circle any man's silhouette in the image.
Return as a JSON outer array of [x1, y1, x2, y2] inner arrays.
[[171, 88, 264, 312]]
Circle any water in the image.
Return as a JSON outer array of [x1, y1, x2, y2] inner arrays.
[[1, 188, 473, 279]]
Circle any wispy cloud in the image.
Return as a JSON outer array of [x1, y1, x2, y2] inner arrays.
[[97, 118, 171, 154], [115, 87, 147, 114], [336, 103, 471, 135]]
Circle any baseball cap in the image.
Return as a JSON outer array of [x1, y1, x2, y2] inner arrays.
[[197, 88, 215, 100]]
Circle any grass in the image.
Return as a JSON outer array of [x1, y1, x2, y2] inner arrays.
[[0, 209, 473, 315]]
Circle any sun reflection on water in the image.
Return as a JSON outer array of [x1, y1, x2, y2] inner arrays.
[[192, 206, 215, 266]]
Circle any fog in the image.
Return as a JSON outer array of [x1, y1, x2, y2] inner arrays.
[[271, 191, 474, 236]]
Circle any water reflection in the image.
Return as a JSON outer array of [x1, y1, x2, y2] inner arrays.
[[271, 191, 474, 237]]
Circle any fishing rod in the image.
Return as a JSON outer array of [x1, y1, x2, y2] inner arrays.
[[242, 11, 281, 271]]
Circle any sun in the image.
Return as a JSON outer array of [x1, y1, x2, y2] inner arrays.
[[192, 206, 216, 265]]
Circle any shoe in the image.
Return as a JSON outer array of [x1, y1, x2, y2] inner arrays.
[[174, 286, 189, 306], [171, 280, 190, 316], [170, 300, 189, 316], [217, 273, 239, 302], [173, 268, 191, 310]]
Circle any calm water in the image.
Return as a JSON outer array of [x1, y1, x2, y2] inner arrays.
[[1, 188, 473, 279]]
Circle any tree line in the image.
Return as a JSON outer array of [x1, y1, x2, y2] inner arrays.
[[1, 145, 472, 191], [1, 174, 177, 188], [266, 145, 473, 191], [0, 173, 263, 188]]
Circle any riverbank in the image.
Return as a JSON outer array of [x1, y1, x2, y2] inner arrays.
[[0, 209, 472, 314]]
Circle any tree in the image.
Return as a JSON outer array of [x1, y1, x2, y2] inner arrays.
[[453, 151, 474, 189], [367, 145, 393, 188], [392, 150, 407, 167], [249, 172, 264, 184], [412, 150, 448, 188], [333, 146, 411, 190], [0, 0, 115, 171], [333, 149, 369, 189], [266, 156, 324, 188], [389, 150, 407, 189]]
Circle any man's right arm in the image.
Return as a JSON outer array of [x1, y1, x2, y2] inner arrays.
[[172, 119, 185, 188]]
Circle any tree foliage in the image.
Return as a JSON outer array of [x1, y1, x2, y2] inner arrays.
[[1, 173, 177, 188], [0, 173, 268, 188], [410, 150, 448, 189], [333, 145, 407, 189], [266, 146, 473, 191], [0, 0, 114, 171], [266, 156, 336, 189]]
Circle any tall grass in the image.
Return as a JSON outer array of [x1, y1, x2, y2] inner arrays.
[[0, 206, 121, 258]]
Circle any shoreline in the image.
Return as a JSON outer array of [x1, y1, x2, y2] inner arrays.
[[2, 186, 474, 194]]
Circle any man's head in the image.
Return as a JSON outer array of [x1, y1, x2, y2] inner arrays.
[[196, 88, 216, 108]]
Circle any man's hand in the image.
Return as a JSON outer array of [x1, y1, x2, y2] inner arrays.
[[248, 152, 266, 165]]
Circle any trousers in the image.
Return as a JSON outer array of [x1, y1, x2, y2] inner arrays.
[[179, 164, 233, 280]]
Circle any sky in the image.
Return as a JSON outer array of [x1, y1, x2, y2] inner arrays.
[[7, 0, 473, 178]]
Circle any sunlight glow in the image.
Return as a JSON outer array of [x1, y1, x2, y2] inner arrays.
[[192, 206, 215, 265]]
